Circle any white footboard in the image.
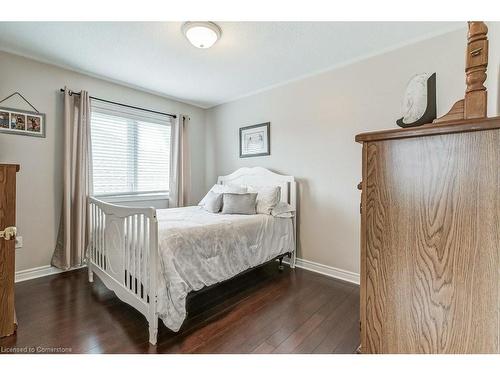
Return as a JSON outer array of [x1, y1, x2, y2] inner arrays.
[[87, 197, 159, 345]]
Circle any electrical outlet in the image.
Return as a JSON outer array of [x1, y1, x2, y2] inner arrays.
[[15, 236, 23, 249]]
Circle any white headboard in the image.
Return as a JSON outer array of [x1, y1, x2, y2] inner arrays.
[[217, 167, 296, 211]]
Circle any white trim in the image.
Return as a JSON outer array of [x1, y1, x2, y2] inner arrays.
[[15, 259, 358, 287], [15, 265, 85, 283], [283, 257, 360, 285]]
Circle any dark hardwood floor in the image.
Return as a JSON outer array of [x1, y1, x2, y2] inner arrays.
[[0, 264, 360, 354]]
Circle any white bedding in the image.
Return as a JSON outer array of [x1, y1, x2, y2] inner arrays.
[[155, 205, 294, 331]]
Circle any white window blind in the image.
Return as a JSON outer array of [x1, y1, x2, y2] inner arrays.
[[90, 100, 172, 196]]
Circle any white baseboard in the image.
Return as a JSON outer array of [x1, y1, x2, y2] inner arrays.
[[16, 259, 359, 286], [284, 257, 360, 285], [15, 265, 84, 283]]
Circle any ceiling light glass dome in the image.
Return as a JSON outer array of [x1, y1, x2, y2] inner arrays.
[[182, 22, 222, 49]]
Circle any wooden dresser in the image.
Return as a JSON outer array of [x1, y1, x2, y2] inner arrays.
[[356, 118, 500, 353], [0, 163, 19, 338]]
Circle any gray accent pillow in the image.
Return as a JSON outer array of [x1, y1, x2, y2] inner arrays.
[[201, 191, 223, 213], [221, 193, 257, 215]]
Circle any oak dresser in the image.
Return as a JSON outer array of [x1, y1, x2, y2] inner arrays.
[[356, 118, 500, 353]]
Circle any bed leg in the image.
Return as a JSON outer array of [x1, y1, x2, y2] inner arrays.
[[149, 315, 158, 345], [278, 256, 284, 271], [88, 263, 94, 283], [290, 251, 296, 269]]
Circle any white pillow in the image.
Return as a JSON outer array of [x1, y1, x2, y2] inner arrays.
[[200, 191, 223, 213], [247, 185, 281, 214], [199, 184, 247, 206], [271, 202, 295, 218]]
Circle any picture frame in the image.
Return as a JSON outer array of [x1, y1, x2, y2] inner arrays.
[[0, 106, 46, 138], [239, 122, 270, 158]]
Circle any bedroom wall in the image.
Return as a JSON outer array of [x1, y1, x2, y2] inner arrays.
[[0, 51, 206, 273], [205, 26, 500, 277]]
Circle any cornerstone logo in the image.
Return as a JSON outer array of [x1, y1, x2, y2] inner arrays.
[[0, 346, 72, 353]]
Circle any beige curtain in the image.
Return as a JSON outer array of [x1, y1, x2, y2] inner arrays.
[[169, 115, 189, 207], [52, 88, 93, 270]]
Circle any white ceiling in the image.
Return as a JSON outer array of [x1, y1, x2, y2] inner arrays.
[[0, 22, 463, 108]]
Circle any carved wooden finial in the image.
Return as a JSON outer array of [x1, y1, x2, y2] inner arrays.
[[434, 21, 489, 123], [464, 21, 488, 119]]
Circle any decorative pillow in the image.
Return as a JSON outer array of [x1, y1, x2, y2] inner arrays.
[[200, 191, 223, 213], [271, 202, 295, 218], [247, 185, 281, 214], [199, 184, 247, 206], [221, 193, 258, 215]]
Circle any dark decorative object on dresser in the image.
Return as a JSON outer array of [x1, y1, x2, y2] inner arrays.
[[396, 72, 437, 128]]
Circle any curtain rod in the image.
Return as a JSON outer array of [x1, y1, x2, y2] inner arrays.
[[59, 88, 177, 119]]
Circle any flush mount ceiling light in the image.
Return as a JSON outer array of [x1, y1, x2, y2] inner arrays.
[[182, 21, 222, 49]]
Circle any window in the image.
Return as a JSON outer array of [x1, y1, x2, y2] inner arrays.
[[90, 100, 172, 197]]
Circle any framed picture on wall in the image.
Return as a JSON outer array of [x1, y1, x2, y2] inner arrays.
[[0, 106, 45, 138], [239, 122, 270, 158]]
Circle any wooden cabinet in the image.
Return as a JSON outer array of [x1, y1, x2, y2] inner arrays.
[[0, 164, 19, 338], [356, 118, 500, 353]]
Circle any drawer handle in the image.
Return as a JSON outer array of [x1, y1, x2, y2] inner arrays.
[[0, 226, 17, 241]]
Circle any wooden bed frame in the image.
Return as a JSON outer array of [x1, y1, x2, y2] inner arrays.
[[86, 167, 297, 345]]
